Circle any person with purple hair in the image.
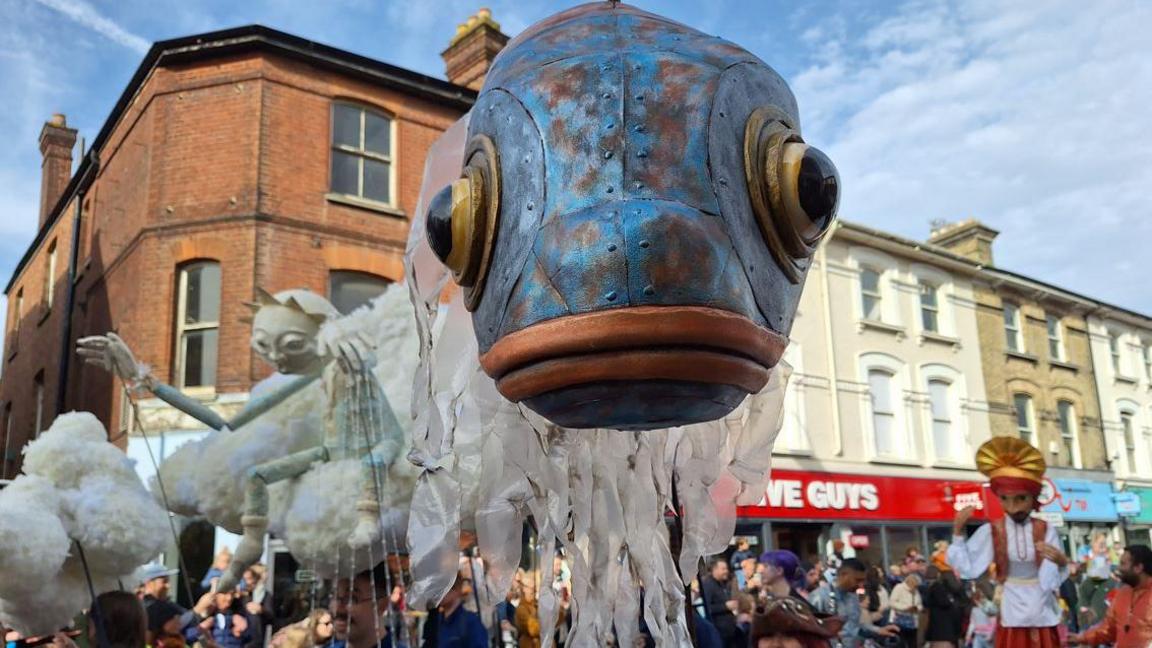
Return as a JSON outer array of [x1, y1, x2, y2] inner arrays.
[[747, 550, 842, 647], [759, 551, 808, 600]]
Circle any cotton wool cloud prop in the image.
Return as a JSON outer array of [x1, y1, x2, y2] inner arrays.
[[0, 412, 168, 635], [403, 117, 791, 647], [150, 286, 420, 578]]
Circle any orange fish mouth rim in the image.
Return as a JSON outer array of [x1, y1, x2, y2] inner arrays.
[[478, 305, 787, 403]]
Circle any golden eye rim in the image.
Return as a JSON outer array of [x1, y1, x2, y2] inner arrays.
[[460, 133, 501, 312]]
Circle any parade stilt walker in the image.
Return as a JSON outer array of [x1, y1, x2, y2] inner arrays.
[[947, 437, 1069, 648]]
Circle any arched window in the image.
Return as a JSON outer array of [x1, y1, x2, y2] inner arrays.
[[330, 103, 393, 205], [1057, 400, 1080, 468], [1014, 393, 1035, 445], [328, 271, 391, 315], [175, 261, 221, 389]]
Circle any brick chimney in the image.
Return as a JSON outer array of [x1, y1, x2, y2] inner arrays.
[[441, 8, 509, 90], [39, 113, 78, 228], [928, 218, 999, 266]]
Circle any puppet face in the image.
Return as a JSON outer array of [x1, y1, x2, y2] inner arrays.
[[997, 491, 1036, 524], [423, 3, 838, 430], [251, 306, 324, 375]]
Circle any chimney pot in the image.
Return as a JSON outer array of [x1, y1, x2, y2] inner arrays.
[[442, 9, 509, 91]]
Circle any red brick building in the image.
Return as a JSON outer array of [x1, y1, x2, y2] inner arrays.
[[1, 21, 507, 477]]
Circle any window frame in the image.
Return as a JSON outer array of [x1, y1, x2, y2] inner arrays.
[[1143, 342, 1152, 382], [774, 342, 810, 454], [1014, 393, 1035, 445], [927, 378, 954, 461], [1120, 410, 1137, 474], [1003, 304, 1023, 353], [33, 373, 44, 437], [44, 239, 57, 310], [328, 270, 391, 316], [2, 403, 12, 479], [1110, 333, 1123, 375], [860, 267, 883, 322], [868, 369, 898, 457], [13, 287, 23, 335], [1056, 400, 1081, 469], [329, 102, 396, 207], [919, 282, 940, 333], [174, 261, 221, 391], [1046, 314, 1064, 361]]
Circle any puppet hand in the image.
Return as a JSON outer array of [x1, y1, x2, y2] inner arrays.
[[952, 505, 976, 534], [77, 332, 149, 385], [1036, 543, 1069, 566]]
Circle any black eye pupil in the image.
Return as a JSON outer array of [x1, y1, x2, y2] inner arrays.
[[425, 184, 455, 263], [797, 146, 839, 228]]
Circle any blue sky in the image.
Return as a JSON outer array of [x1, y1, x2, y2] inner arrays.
[[2, 0, 1151, 343]]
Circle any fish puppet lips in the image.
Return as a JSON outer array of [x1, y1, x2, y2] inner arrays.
[[424, 2, 839, 430]]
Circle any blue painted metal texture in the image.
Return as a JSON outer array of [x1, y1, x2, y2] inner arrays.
[[434, 2, 836, 429]]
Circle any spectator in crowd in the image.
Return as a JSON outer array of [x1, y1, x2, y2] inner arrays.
[[138, 563, 216, 642], [803, 562, 834, 615], [307, 610, 335, 648], [826, 540, 846, 571], [200, 549, 234, 595], [923, 562, 966, 648], [834, 559, 898, 648], [330, 565, 405, 648], [863, 565, 890, 626], [888, 573, 922, 648], [729, 540, 755, 572], [1068, 544, 1152, 648], [965, 586, 997, 648], [700, 556, 741, 648], [1060, 560, 1081, 634], [1077, 532, 1117, 631], [186, 588, 253, 648], [51, 591, 147, 648], [886, 564, 904, 590], [496, 572, 522, 648], [514, 576, 541, 648], [420, 575, 486, 648], [147, 599, 190, 648], [735, 554, 759, 592]]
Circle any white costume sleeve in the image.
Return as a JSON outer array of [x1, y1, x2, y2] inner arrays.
[[1039, 523, 1069, 592], [949, 523, 993, 580]]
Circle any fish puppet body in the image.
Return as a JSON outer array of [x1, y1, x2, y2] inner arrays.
[[425, 2, 839, 430]]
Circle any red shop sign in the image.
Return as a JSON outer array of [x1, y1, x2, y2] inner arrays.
[[738, 469, 1000, 522]]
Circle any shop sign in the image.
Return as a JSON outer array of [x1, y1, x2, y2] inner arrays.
[[1128, 487, 1152, 525], [1038, 478, 1118, 522], [1034, 511, 1065, 527], [1114, 492, 1142, 518], [848, 534, 870, 549], [739, 469, 997, 522]]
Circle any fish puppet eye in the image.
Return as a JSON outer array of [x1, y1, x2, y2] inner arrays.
[[743, 107, 840, 283], [424, 134, 501, 310]]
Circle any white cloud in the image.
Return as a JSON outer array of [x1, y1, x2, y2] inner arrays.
[[792, 0, 1152, 312], [32, 0, 149, 54]]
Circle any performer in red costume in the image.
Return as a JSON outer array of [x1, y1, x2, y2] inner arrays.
[[947, 437, 1069, 648]]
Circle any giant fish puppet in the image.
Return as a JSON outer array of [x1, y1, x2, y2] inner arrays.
[[405, 3, 839, 645], [423, 1, 838, 430]]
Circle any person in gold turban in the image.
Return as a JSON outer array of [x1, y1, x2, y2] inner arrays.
[[946, 437, 1069, 648]]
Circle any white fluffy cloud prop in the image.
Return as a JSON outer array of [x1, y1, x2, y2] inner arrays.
[[0, 412, 168, 635]]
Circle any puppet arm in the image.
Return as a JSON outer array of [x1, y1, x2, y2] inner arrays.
[[948, 523, 993, 580]]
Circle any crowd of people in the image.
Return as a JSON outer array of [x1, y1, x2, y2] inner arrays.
[[691, 536, 1151, 648], [1, 535, 1149, 648]]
